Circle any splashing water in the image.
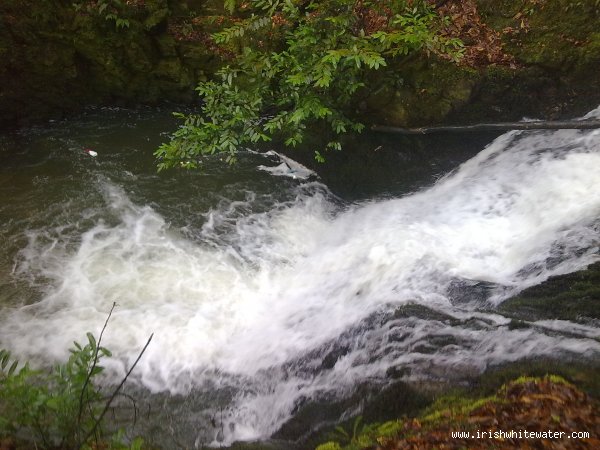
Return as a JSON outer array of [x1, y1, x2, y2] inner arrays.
[[0, 108, 599, 444]]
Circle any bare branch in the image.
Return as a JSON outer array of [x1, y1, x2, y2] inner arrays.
[[77, 302, 117, 443], [79, 333, 153, 449]]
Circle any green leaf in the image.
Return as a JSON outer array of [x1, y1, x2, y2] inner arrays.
[[225, 0, 236, 14], [8, 360, 18, 376], [314, 150, 326, 163], [130, 436, 144, 450], [46, 397, 60, 411], [86, 332, 97, 350], [0, 349, 10, 370], [90, 366, 104, 376]]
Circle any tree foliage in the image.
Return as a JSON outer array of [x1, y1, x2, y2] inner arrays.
[[155, 0, 464, 169]]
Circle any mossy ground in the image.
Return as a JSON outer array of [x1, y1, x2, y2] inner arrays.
[[315, 375, 600, 450]]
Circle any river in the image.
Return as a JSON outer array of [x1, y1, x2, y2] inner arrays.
[[0, 106, 599, 447]]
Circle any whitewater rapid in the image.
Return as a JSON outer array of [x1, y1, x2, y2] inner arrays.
[[1, 109, 599, 444]]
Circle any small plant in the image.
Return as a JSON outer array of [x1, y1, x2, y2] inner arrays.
[[72, 0, 132, 30], [334, 415, 364, 444], [0, 303, 152, 449], [315, 442, 343, 450], [330, 415, 380, 449]]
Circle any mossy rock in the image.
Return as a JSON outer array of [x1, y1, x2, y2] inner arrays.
[[468, 0, 600, 120], [0, 0, 217, 127], [144, 7, 170, 31], [365, 58, 481, 127], [179, 42, 219, 70], [499, 262, 600, 323], [472, 359, 600, 401], [154, 33, 179, 57], [313, 374, 600, 450]]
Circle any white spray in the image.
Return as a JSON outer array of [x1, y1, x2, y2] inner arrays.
[[1, 111, 599, 443]]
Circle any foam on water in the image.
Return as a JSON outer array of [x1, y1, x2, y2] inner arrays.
[[1, 112, 600, 444]]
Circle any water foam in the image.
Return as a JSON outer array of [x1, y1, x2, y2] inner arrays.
[[1, 116, 599, 444]]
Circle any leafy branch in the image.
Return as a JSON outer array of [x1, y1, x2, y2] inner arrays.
[[155, 0, 464, 170], [72, 0, 131, 30]]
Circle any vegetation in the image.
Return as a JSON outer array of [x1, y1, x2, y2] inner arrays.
[[72, 0, 135, 30], [314, 375, 600, 449], [154, 0, 464, 169], [0, 305, 151, 450], [3, 1, 599, 130]]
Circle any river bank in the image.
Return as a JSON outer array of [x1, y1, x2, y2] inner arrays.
[[2, 1, 600, 130]]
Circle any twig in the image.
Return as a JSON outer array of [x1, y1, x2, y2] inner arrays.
[[371, 119, 600, 134], [78, 333, 153, 449], [77, 302, 117, 441], [112, 392, 139, 428]]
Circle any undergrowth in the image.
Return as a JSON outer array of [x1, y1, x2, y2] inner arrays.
[[0, 303, 151, 450]]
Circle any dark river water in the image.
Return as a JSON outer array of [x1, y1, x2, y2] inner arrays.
[[0, 107, 599, 447]]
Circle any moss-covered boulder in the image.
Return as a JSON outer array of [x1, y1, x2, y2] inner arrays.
[[364, 59, 481, 126], [499, 262, 600, 323], [0, 0, 221, 129], [462, 0, 600, 122], [364, 0, 600, 127]]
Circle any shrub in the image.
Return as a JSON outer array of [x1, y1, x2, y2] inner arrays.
[[0, 305, 151, 449]]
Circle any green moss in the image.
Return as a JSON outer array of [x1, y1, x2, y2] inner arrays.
[[365, 58, 481, 126], [420, 395, 501, 426], [315, 443, 342, 450], [499, 262, 600, 322], [313, 374, 594, 450], [471, 359, 600, 400], [144, 7, 170, 31], [375, 420, 404, 438], [154, 34, 179, 57], [0, 0, 221, 127], [364, 1, 599, 125], [509, 374, 571, 387], [465, 0, 600, 120]]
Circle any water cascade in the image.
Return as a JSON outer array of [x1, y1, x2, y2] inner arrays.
[[0, 108, 599, 445]]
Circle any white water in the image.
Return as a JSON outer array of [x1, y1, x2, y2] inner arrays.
[[257, 150, 317, 179], [1, 111, 600, 444]]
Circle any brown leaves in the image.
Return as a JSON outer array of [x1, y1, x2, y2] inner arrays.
[[0, 438, 15, 450], [370, 377, 600, 450], [352, 0, 393, 36], [435, 0, 516, 68]]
